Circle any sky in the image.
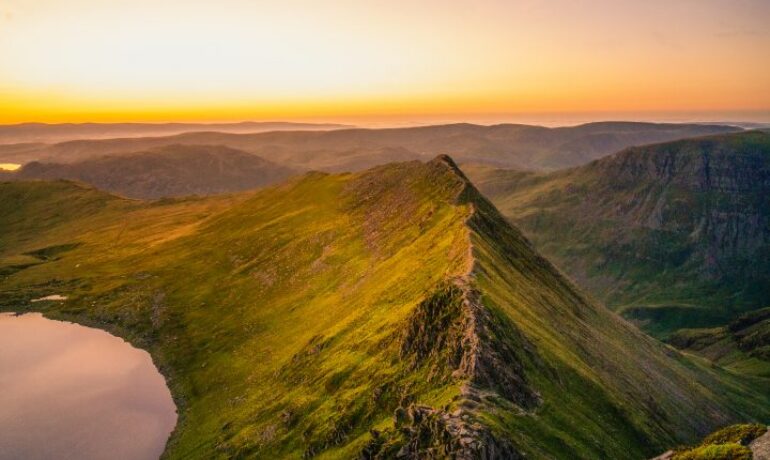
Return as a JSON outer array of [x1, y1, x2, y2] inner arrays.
[[0, 0, 768, 124]]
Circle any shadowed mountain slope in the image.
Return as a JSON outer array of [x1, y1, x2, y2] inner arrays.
[[1, 157, 767, 459], [11, 144, 299, 199], [465, 131, 770, 339], [2, 122, 739, 172]]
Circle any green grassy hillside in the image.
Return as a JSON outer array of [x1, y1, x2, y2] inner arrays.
[[1, 156, 768, 459], [465, 131, 770, 339]]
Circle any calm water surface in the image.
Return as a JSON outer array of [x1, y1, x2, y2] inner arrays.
[[0, 313, 177, 460]]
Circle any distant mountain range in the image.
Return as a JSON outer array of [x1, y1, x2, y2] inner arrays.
[[0, 121, 350, 144], [12, 144, 298, 199], [464, 130, 770, 339], [0, 121, 740, 172], [1, 156, 768, 458]]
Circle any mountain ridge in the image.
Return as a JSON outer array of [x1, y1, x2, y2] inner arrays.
[[1, 156, 768, 458], [11, 144, 300, 199], [0, 121, 739, 173], [0, 121, 351, 144]]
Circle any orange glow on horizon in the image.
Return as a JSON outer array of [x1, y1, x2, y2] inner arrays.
[[1, 0, 768, 124]]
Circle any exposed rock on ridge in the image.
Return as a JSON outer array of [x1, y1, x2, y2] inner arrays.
[[363, 155, 542, 458]]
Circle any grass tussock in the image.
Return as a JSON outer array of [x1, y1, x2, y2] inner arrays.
[[671, 423, 767, 460]]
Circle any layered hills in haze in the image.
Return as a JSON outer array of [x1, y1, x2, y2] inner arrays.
[[1, 157, 768, 459], [0, 122, 739, 172], [12, 144, 299, 199], [465, 131, 770, 339], [0, 121, 350, 144]]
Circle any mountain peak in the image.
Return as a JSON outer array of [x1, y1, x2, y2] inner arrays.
[[429, 154, 470, 181]]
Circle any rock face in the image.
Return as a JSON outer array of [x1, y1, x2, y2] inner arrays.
[[398, 281, 540, 410], [360, 404, 522, 460], [586, 132, 770, 274], [750, 428, 770, 460]]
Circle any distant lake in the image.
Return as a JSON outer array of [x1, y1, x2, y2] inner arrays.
[[0, 313, 177, 460]]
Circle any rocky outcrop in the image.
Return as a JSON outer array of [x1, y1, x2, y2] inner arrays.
[[399, 280, 540, 410], [750, 428, 770, 460], [399, 283, 466, 377], [359, 404, 522, 460]]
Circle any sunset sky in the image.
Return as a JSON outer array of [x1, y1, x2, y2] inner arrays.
[[0, 0, 768, 124]]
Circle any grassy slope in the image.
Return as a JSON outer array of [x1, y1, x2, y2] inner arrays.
[[1, 166, 473, 458], [1, 158, 769, 459], [464, 131, 770, 339], [462, 181, 769, 458]]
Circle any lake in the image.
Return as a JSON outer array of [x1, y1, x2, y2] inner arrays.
[[0, 312, 177, 460]]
